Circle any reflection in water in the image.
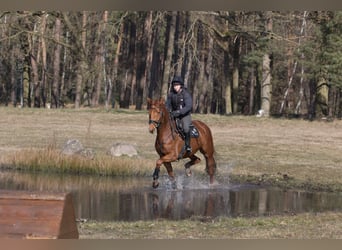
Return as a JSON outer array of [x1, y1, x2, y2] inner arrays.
[[1, 170, 342, 222]]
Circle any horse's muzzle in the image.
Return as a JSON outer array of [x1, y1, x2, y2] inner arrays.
[[149, 124, 155, 134], [149, 119, 159, 134]]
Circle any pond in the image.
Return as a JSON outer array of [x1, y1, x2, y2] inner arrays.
[[1, 170, 342, 222]]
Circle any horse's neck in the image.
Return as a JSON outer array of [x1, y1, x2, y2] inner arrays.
[[157, 108, 173, 137]]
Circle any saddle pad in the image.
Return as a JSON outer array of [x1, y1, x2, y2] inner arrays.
[[190, 125, 199, 138]]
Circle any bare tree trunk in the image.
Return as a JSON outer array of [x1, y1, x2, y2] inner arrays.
[[184, 48, 193, 90], [260, 11, 273, 117], [30, 41, 39, 108], [194, 52, 205, 113], [295, 55, 305, 115], [92, 12, 107, 107], [261, 54, 272, 116], [249, 67, 256, 115], [328, 84, 336, 118], [280, 11, 308, 115], [10, 50, 17, 107], [60, 31, 69, 107], [75, 64, 83, 108], [315, 78, 329, 117], [338, 90, 342, 118], [120, 19, 136, 108], [161, 11, 177, 99], [225, 81, 232, 114], [174, 12, 186, 76], [108, 16, 124, 109], [75, 11, 87, 109], [199, 33, 214, 114], [22, 57, 30, 107], [27, 20, 40, 108], [232, 36, 241, 114], [102, 11, 108, 107], [52, 16, 62, 108], [223, 49, 232, 115], [40, 13, 48, 108], [19, 19, 31, 108], [138, 11, 153, 109]]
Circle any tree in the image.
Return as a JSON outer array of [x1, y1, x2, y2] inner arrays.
[[52, 14, 62, 108], [260, 11, 273, 117], [160, 11, 177, 99], [1, 11, 342, 118]]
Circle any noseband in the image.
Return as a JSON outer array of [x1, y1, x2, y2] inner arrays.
[[149, 109, 163, 129], [149, 118, 161, 128]]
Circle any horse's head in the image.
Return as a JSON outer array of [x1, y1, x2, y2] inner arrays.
[[147, 98, 166, 134]]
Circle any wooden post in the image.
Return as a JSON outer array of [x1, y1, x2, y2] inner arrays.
[[0, 190, 79, 239]]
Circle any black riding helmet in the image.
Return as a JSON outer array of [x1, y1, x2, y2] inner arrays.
[[171, 76, 184, 86]]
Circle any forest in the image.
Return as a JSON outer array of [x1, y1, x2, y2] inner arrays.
[[0, 11, 342, 118]]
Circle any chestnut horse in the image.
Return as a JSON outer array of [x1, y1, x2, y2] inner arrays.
[[147, 98, 216, 189]]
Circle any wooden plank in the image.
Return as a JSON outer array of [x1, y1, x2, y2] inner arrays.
[[0, 190, 79, 239]]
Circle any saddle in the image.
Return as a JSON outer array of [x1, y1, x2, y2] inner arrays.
[[174, 118, 199, 139]]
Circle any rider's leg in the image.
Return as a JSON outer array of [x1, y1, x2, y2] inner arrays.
[[182, 115, 192, 152]]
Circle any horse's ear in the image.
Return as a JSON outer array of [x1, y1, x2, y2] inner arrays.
[[159, 98, 165, 104], [147, 98, 152, 109]]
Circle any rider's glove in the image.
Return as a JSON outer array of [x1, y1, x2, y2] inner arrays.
[[172, 110, 181, 118]]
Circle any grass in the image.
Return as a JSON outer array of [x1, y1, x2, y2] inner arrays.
[[78, 212, 342, 239], [1, 106, 342, 238], [1, 107, 342, 191], [2, 148, 154, 176]]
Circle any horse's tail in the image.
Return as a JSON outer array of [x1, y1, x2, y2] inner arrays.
[[202, 120, 217, 172]]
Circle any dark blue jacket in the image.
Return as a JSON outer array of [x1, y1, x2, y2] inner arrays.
[[166, 87, 193, 116]]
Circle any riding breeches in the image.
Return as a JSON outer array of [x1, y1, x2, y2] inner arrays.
[[180, 114, 192, 133]]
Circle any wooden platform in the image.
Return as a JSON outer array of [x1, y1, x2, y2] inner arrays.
[[0, 190, 79, 239]]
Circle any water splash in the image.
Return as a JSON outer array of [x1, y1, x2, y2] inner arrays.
[[159, 161, 235, 191]]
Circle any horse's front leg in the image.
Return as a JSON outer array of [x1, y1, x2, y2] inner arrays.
[[153, 155, 178, 189], [164, 162, 177, 189], [152, 159, 163, 189]]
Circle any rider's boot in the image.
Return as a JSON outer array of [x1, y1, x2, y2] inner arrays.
[[185, 132, 192, 153]]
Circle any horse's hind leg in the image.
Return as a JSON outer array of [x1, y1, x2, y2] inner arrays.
[[205, 154, 216, 185], [184, 155, 201, 177]]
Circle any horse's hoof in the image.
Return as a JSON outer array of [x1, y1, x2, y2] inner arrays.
[[185, 168, 192, 177], [152, 181, 159, 189]]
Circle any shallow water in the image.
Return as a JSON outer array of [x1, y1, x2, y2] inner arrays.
[[1, 170, 342, 222]]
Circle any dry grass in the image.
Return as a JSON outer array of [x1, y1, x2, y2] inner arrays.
[[0, 107, 156, 176], [1, 107, 342, 190], [78, 212, 342, 239], [2, 107, 342, 239], [2, 148, 154, 176]]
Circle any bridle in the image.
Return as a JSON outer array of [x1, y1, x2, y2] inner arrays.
[[149, 118, 161, 129], [148, 103, 177, 140], [149, 107, 163, 129]]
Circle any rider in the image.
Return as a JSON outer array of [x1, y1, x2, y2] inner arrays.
[[166, 75, 193, 153]]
